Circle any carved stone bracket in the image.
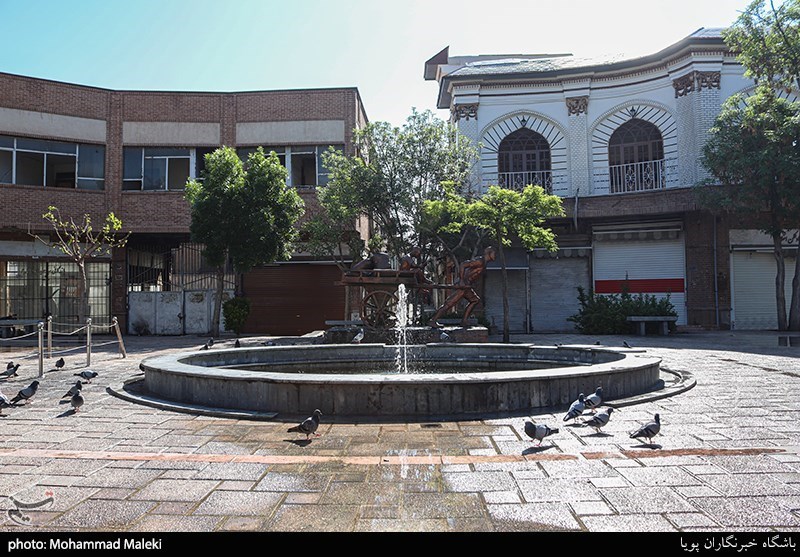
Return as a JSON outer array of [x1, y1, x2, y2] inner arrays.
[[566, 96, 589, 116], [673, 71, 721, 97], [452, 103, 478, 121]]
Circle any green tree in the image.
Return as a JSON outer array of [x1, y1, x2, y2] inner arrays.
[[701, 86, 800, 330], [424, 185, 565, 342], [186, 147, 305, 336], [34, 206, 129, 326], [312, 109, 478, 261]]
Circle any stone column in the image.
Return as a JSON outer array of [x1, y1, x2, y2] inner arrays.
[[565, 95, 590, 197]]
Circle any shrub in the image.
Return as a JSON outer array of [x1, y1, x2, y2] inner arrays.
[[568, 286, 677, 335], [222, 297, 251, 336]]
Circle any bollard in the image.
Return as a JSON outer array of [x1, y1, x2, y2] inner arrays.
[[112, 316, 127, 358], [37, 322, 44, 378], [47, 316, 52, 359], [86, 317, 92, 367]]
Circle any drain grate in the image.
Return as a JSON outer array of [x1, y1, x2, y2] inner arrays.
[[421, 423, 443, 429]]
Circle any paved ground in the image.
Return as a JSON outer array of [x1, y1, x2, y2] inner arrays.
[[0, 330, 798, 532]]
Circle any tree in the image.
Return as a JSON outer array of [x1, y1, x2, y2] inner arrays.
[[185, 147, 305, 336], [701, 86, 800, 330], [312, 109, 479, 261], [423, 184, 565, 342], [34, 206, 129, 326]]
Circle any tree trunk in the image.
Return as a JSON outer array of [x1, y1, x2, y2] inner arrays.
[[773, 233, 788, 331], [789, 239, 800, 331], [211, 263, 225, 338], [497, 232, 510, 344]]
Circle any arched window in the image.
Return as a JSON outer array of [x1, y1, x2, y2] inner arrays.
[[497, 128, 552, 192], [608, 119, 665, 193]]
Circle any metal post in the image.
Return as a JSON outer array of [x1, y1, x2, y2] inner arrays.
[[112, 317, 127, 358], [86, 317, 92, 367], [37, 322, 44, 378], [47, 316, 52, 359]]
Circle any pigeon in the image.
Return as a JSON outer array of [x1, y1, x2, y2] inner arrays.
[[62, 381, 83, 399], [6, 361, 14, 371], [584, 407, 614, 433], [287, 409, 323, 440], [54, 357, 65, 371], [351, 329, 365, 344], [74, 370, 98, 383], [263, 341, 276, 347], [11, 381, 39, 405], [1, 363, 19, 378], [70, 392, 84, 413], [200, 342, 209, 350], [0, 390, 11, 415], [207, 338, 214, 347], [630, 413, 661, 444], [524, 421, 559, 446], [594, 340, 601, 345], [563, 393, 586, 422], [584, 386, 603, 413], [440, 330, 451, 342], [623, 340, 632, 349], [234, 339, 241, 348]]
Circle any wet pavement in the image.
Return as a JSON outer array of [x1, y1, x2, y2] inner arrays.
[[0, 330, 798, 532]]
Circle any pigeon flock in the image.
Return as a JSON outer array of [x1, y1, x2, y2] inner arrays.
[[1, 359, 98, 416]]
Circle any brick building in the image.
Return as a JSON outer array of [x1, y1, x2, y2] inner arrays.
[[425, 28, 798, 332], [0, 72, 368, 335]]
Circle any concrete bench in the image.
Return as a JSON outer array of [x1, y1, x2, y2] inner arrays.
[[626, 315, 678, 336]]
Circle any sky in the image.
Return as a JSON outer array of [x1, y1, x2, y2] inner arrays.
[[0, 0, 756, 126]]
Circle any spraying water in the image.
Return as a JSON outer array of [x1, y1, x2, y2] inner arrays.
[[395, 283, 410, 373]]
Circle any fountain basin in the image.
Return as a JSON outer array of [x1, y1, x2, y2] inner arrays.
[[140, 344, 662, 417]]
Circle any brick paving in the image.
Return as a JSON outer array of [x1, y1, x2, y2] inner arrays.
[[0, 330, 798, 532]]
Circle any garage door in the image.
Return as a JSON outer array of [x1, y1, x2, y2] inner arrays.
[[530, 249, 591, 331], [593, 232, 686, 325], [731, 251, 796, 330], [484, 270, 528, 334], [241, 263, 345, 335]]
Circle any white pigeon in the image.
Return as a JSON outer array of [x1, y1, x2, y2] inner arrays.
[[0, 390, 12, 415], [351, 329, 365, 344], [524, 421, 559, 446], [584, 407, 614, 433], [584, 386, 603, 413], [287, 409, 323, 440], [563, 393, 586, 422], [630, 413, 661, 444]]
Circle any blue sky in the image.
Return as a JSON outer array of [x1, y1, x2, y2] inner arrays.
[[0, 0, 755, 126]]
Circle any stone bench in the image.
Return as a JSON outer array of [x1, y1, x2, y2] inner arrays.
[[626, 315, 678, 336]]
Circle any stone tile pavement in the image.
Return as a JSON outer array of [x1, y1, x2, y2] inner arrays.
[[0, 330, 798, 532]]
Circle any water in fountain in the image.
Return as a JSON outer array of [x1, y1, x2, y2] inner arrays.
[[395, 283, 410, 373]]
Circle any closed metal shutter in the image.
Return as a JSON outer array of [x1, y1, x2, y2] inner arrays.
[[593, 233, 687, 325], [530, 251, 591, 331], [731, 251, 796, 330], [241, 264, 345, 335], [484, 270, 528, 333]]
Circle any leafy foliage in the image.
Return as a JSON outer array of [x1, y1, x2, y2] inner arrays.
[[222, 297, 251, 336], [568, 287, 678, 335]]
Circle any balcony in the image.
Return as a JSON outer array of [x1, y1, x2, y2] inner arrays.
[[609, 159, 665, 194], [497, 171, 552, 193]]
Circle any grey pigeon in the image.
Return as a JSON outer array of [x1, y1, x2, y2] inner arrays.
[[563, 393, 586, 422], [630, 413, 661, 444], [584, 407, 614, 433], [2, 363, 19, 378], [207, 337, 214, 347], [62, 381, 83, 399], [200, 342, 209, 350], [54, 357, 65, 370], [287, 409, 322, 440], [234, 339, 241, 348], [623, 340, 632, 348], [0, 390, 11, 415], [524, 421, 559, 446], [351, 329, 365, 344], [70, 392, 84, 413], [584, 386, 603, 413], [6, 361, 14, 371], [74, 370, 98, 383], [11, 381, 39, 405]]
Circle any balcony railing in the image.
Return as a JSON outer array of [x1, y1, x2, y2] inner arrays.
[[497, 171, 552, 193], [609, 159, 665, 193]]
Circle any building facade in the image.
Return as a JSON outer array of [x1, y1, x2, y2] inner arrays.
[[0, 72, 368, 335], [426, 28, 797, 332]]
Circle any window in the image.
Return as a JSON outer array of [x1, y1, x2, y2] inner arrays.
[[0, 135, 105, 190], [497, 129, 552, 191], [236, 144, 344, 187], [123, 147, 193, 191], [608, 119, 665, 193]]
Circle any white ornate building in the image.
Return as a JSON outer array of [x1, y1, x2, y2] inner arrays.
[[425, 28, 794, 332]]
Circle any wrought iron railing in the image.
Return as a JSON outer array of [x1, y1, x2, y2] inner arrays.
[[609, 159, 665, 193], [497, 171, 553, 193]]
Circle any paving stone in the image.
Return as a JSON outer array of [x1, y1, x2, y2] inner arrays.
[[443, 471, 516, 493], [488, 502, 582, 531], [482, 491, 522, 504], [354, 518, 448, 532], [51, 500, 156, 529], [130, 479, 219, 502], [219, 516, 265, 531], [130, 514, 222, 531], [696, 474, 800, 497], [617, 466, 702, 487], [193, 462, 269, 481], [254, 473, 328, 493], [582, 513, 678, 532], [266, 503, 358, 531], [77, 468, 163, 489], [667, 512, 720, 529], [193, 490, 283, 516], [402, 492, 484, 519], [518, 478, 602, 503], [570, 501, 614, 515], [690, 497, 800, 527], [601, 487, 697, 514]]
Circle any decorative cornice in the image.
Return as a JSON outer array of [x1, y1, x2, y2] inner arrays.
[[673, 71, 721, 97], [452, 103, 478, 121], [566, 96, 589, 115]]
